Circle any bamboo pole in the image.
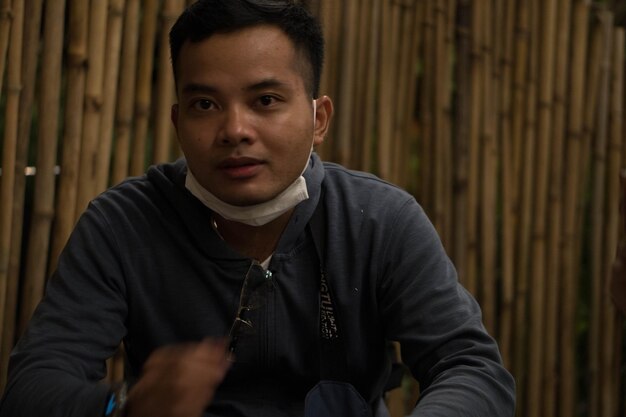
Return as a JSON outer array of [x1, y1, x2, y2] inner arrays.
[[599, 21, 623, 417], [95, 0, 127, 192], [317, 0, 341, 159], [543, 0, 572, 414], [464, 0, 483, 299], [452, 0, 470, 284], [153, 0, 184, 165], [130, 0, 159, 176], [75, 0, 109, 215], [360, 0, 381, 172], [111, 0, 140, 185], [0, 0, 24, 348], [514, 0, 538, 413], [403, 1, 422, 196], [0, 0, 13, 95], [560, 2, 591, 415], [391, 0, 412, 189], [588, 10, 613, 417], [527, 0, 558, 413], [388, 0, 402, 184], [608, 29, 625, 417], [376, 0, 396, 181], [479, 0, 497, 336], [417, 0, 433, 207], [432, 0, 451, 246], [351, 0, 372, 172], [0, 0, 42, 390], [19, 0, 67, 332], [48, 0, 90, 274], [407, 0, 421, 189], [336, 0, 358, 168], [497, 0, 517, 371]]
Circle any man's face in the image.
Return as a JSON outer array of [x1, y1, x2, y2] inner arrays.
[[172, 25, 333, 206]]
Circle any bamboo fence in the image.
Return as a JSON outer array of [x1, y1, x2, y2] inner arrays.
[[0, 1, 624, 416]]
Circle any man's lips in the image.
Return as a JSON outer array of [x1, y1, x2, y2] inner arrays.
[[218, 157, 263, 168], [218, 157, 264, 178]]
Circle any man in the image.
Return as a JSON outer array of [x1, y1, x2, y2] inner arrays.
[[0, 1, 515, 416]]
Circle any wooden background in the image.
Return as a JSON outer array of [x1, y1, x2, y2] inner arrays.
[[0, 0, 624, 416]]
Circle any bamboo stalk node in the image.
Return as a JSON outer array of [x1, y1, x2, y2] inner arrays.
[[160, 11, 179, 21], [109, 5, 124, 17], [134, 103, 150, 117], [391, 0, 416, 8], [5, 83, 22, 94], [66, 53, 88, 69], [85, 97, 103, 112]]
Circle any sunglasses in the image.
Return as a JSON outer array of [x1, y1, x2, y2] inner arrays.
[[228, 261, 275, 361]]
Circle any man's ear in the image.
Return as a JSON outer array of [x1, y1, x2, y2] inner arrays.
[[313, 96, 333, 146], [171, 104, 179, 130]]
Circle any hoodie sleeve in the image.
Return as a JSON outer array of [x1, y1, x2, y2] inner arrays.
[[377, 198, 516, 417], [0, 203, 127, 417]]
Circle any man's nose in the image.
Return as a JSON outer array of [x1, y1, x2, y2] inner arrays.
[[216, 106, 254, 145]]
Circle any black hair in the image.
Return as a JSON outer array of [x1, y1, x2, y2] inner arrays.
[[169, 0, 325, 98]]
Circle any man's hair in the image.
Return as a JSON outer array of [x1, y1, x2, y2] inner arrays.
[[169, 0, 325, 98]]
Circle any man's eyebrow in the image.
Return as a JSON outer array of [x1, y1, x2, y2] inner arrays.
[[181, 83, 218, 95], [245, 78, 291, 91], [180, 79, 291, 96]]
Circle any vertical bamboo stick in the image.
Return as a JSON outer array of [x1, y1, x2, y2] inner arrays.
[[0, 0, 24, 347], [48, 0, 90, 274], [527, 0, 558, 414], [479, 0, 497, 336], [608, 30, 624, 417], [111, 0, 140, 185], [75, 0, 109, 215], [1, 0, 44, 389], [599, 20, 623, 417], [95, 0, 127, 192], [391, 1, 411, 189], [497, 0, 516, 370], [376, 0, 396, 180], [452, 0, 470, 283], [515, 0, 539, 412], [351, 0, 371, 172], [432, 0, 452, 247], [153, 0, 184, 165], [465, 0, 483, 298], [388, 1, 403, 184], [560, 2, 591, 415], [543, 0, 572, 414], [360, 0, 381, 172], [0, 0, 13, 95], [19, 0, 67, 332], [588, 10, 613, 417], [317, 0, 342, 159], [403, 1, 422, 196], [581, 11, 604, 416], [417, 0, 434, 206], [130, 0, 159, 176], [336, 0, 358, 168]]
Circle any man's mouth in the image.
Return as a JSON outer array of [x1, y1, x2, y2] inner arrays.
[[218, 157, 264, 179]]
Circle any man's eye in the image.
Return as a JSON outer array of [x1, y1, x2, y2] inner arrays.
[[193, 99, 214, 110], [258, 95, 276, 106]]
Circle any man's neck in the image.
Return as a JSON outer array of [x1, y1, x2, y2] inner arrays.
[[212, 209, 294, 262]]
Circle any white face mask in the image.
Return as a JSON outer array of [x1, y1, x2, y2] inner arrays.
[[185, 100, 317, 227]]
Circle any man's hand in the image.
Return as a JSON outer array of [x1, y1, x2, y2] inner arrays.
[[124, 339, 231, 417]]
